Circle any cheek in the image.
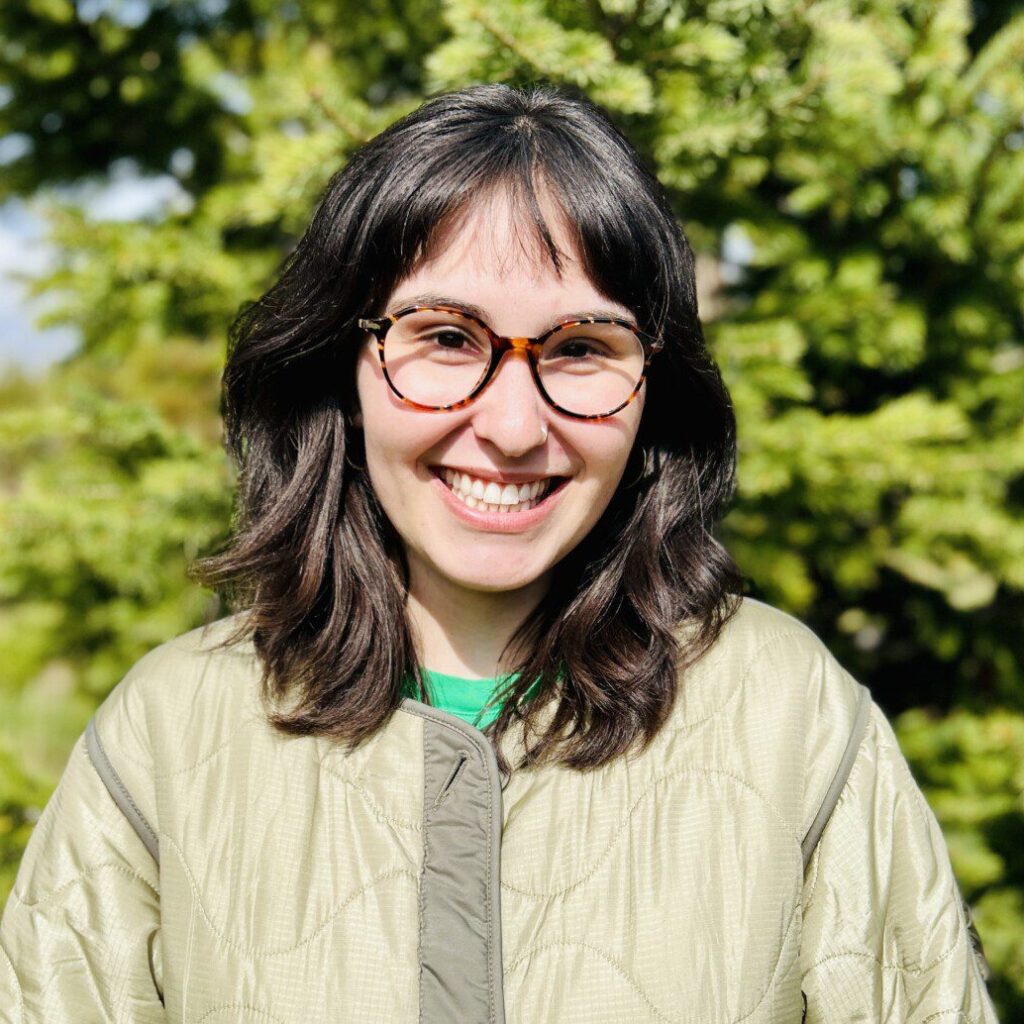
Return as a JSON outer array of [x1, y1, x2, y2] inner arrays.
[[355, 356, 411, 489], [354, 354, 451, 493], [356, 350, 409, 451], [354, 343, 383, 419], [360, 408, 431, 483], [572, 408, 644, 485]]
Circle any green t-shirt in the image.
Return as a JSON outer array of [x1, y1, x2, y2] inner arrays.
[[400, 667, 542, 729]]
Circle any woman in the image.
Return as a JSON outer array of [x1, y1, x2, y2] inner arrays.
[[0, 82, 998, 1023]]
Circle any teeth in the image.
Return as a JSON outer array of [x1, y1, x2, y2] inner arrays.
[[438, 468, 558, 513]]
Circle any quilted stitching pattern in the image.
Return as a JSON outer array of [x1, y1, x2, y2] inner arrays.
[[495, 619, 812, 1024], [0, 598, 1000, 1023]]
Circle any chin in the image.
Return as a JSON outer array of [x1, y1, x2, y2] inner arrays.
[[439, 560, 549, 594]]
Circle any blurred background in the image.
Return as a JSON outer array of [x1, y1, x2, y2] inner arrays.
[[1, 0, 1022, 1013]]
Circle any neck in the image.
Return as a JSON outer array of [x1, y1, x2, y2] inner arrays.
[[405, 559, 550, 680]]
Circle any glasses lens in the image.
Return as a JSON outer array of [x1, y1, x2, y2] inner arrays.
[[383, 309, 491, 406], [538, 322, 646, 416], [382, 310, 648, 416]]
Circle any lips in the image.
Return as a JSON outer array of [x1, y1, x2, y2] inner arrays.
[[428, 467, 571, 532]]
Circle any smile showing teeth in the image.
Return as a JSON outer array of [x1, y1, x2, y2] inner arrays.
[[440, 468, 556, 514]]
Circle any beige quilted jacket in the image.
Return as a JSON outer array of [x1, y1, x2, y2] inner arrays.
[[0, 596, 999, 1023]]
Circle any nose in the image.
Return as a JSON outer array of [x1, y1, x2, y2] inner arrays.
[[469, 347, 550, 457]]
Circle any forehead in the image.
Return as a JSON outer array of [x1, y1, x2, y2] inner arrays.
[[389, 187, 634, 324], [420, 186, 572, 278]]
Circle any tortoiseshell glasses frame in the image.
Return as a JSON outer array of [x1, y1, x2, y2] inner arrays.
[[357, 303, 665, 421]]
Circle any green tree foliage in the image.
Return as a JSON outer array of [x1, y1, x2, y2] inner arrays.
[[1, 0, 1021, 1013]]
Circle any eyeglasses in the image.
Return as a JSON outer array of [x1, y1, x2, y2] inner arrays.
[[357, 304, 664, 420]]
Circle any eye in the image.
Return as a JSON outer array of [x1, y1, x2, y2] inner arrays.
[[428, 329, 474, 350], [545, 336, 609, 361], [551, 338, 601, 359]]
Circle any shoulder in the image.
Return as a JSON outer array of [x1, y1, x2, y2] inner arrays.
[[89, 611, 263, 818], [675, 595, 876, 838], [676, 594, 864, 711], [94, 610, 260, 736]]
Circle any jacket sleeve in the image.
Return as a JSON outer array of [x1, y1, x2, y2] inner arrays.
[[0, 722, 166, 1023], [799, 696, 1000, 1023]]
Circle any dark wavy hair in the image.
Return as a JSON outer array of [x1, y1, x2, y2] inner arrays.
[[188, 80, 748, 779]]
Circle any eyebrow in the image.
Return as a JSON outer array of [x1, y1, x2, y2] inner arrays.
[[384, 292, 638, 331]]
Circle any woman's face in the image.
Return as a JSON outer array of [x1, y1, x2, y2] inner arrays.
[[353, 190, 646, 603]]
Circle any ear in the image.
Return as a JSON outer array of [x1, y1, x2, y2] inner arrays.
[[351, 408, 363, 429]]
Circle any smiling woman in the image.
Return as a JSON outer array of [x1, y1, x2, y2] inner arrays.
[[0, 82, 999, 1024], [350, 183, 667, 675], [190, 79, 746, 769]]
